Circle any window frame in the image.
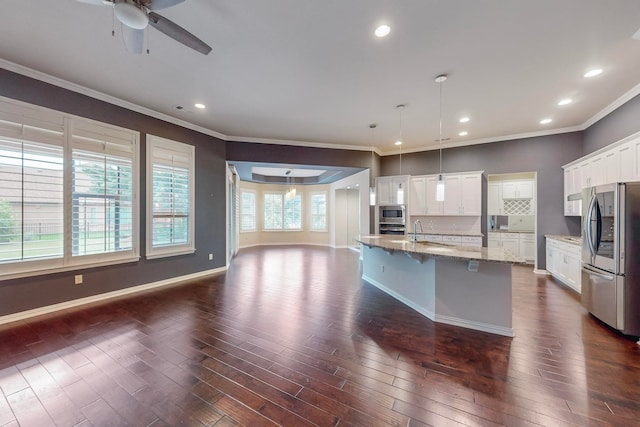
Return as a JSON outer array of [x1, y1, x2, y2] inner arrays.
[[308, 191, 328, 232], [240, 189, 257, 232], [0, 97, 140, 281], [262, 191, 303, 231], [146, 134, 195, 259]]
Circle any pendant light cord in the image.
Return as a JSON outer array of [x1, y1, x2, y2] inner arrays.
[[439, 80, 442, 174]]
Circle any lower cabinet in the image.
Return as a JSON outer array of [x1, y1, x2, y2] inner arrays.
[[546, 238, 581, 293], [488, 232, 534, 262], [417, 234, 482, 247]]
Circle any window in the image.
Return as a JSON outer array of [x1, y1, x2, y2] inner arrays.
[[0, 97, 139, 280], [240, 190, 256, 231], [263, 192, 302, 230], [146, 135, 195, 259], [309, 192, 327, 231]]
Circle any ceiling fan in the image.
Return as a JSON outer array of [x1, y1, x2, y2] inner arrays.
[[77, 0, 212, 55]]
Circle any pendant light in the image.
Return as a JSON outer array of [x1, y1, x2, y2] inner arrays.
[[395, 104, 405, 205], [369, 124, 377, 206], [285, 170, 296, 201], [435, 75, 447, 202]]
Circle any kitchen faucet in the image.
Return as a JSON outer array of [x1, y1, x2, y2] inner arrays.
[[412, 219, 423, 242]]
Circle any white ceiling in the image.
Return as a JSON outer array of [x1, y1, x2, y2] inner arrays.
[[2, 0, 640, 155]]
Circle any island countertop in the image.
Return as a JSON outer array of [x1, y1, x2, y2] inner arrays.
[[357, 235, 527, 264]]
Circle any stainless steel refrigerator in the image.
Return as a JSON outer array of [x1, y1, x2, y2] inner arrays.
[[582, 182, 640, 337]]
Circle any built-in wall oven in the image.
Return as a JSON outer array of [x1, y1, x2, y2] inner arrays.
[[582, 183, 640, 337], [378, 205, 405, 235]]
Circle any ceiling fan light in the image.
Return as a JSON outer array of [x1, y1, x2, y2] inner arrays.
[[114, 1, 149, 30]]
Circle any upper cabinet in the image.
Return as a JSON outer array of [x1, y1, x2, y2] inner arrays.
[[563, 134, 640, 216], [487, 178, 535, 215], [408, 172, 482, 217], [501, 180, 534, 199], [376, 175, 409, 206]]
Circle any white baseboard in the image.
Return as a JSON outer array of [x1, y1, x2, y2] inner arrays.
[[534, 269, 550, 275], [239, 242, 332, 250], [0, 266, 227, 326]]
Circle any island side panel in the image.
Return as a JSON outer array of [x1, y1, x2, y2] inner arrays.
[[434, 258, 514, 337], [360, 245, 436, 320]]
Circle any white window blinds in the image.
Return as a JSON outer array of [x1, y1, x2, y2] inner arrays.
[[146, 135, 195, 259]]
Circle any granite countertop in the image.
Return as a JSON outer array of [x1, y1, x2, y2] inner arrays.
[[488, 230, 535, 234], [357, 235, 527, 264], [413, 231, 484, 237], [545, 235, 582, 246]]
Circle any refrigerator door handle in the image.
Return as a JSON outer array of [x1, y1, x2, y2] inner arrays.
[[585, 194, 598, 257], [582, 264, 614, 281]]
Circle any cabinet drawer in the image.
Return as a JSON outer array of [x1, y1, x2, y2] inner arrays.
[[424, 235, 443, 243], [461, 236, 482, 247], [442, 235, 462, 245]]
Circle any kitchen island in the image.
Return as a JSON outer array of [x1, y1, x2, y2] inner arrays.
[[357, 235, 527, 337]]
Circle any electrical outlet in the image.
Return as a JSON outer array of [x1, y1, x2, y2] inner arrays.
[[380, 264, 384, 272], [208, 253, 213, 260], [74, 274, 83, 285]]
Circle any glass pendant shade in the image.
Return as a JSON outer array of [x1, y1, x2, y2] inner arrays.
[[396, 183, 404, 205], [436, 174, 445, 202], [369, 187, 376, 206]]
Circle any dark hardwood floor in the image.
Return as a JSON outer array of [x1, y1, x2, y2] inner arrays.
[[1, 246, 639, 426]]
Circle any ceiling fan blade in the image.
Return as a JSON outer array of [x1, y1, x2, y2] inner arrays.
[[121, 24, 145, 54], [148, 11, 212, 55], [148, 0, 185, 11]]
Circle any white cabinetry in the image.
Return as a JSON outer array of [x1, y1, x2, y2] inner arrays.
[[487, 182, 503, 215], [563, 134, 640, 216], [377, 175, 409, 206], [502, 180, 534, 199], [519, 233, 535, 262], [488, 232, 520, 256], [409, 176, 427, 216], [546, 238, 581, 293], [461, 236, 483, 247], [425, 176, 444, 215], [415, 234, 482, 248], [410, 172, 481, 217], [442, 173, 482, 216]]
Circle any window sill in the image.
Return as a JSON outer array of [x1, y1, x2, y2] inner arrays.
[[146, 248, 195, 260]]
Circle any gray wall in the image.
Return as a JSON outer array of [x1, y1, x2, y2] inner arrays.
[[583, 93, 640, 156], [381, 133, 584, 268], [0, 69, 227, 316]]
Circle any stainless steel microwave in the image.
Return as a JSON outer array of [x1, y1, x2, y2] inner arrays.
[[379, 205, 405, 223]]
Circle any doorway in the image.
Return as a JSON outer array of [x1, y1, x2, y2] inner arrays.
[[334, 187, 361, 250]]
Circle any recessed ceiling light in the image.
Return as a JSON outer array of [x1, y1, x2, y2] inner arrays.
[[557, 98, 572, 106], [540, 118, 552, 125], [459, 117, 470, 123], [375, 25, 391, 38], [459, 131, 468, 136], [584, 69, 603, 78], [194, 103, 206, 109], [394, 141, 402, 146]]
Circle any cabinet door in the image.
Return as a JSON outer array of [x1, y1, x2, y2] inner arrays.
[[604, 150, 619, 185], [519, 234, 535, 261], [566, 251, 581, 293], [618, 142, 634, 182], [501, 182, 517, 199], [564, 168, 575, 216], [546, 242, 555, 274], [409, 177, 426, 216], [579, 160, 591, 189], [488, 182, 502, 215], [589, 156, 605, 187], [501, 235, 520, 256], [459, 174, 482, 215], [516, 180, 534, 199], [442, 175, 462, 215], [487, 233, 501, 249], [425, 176, 444, 215], [376, 178, 393, 205]]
